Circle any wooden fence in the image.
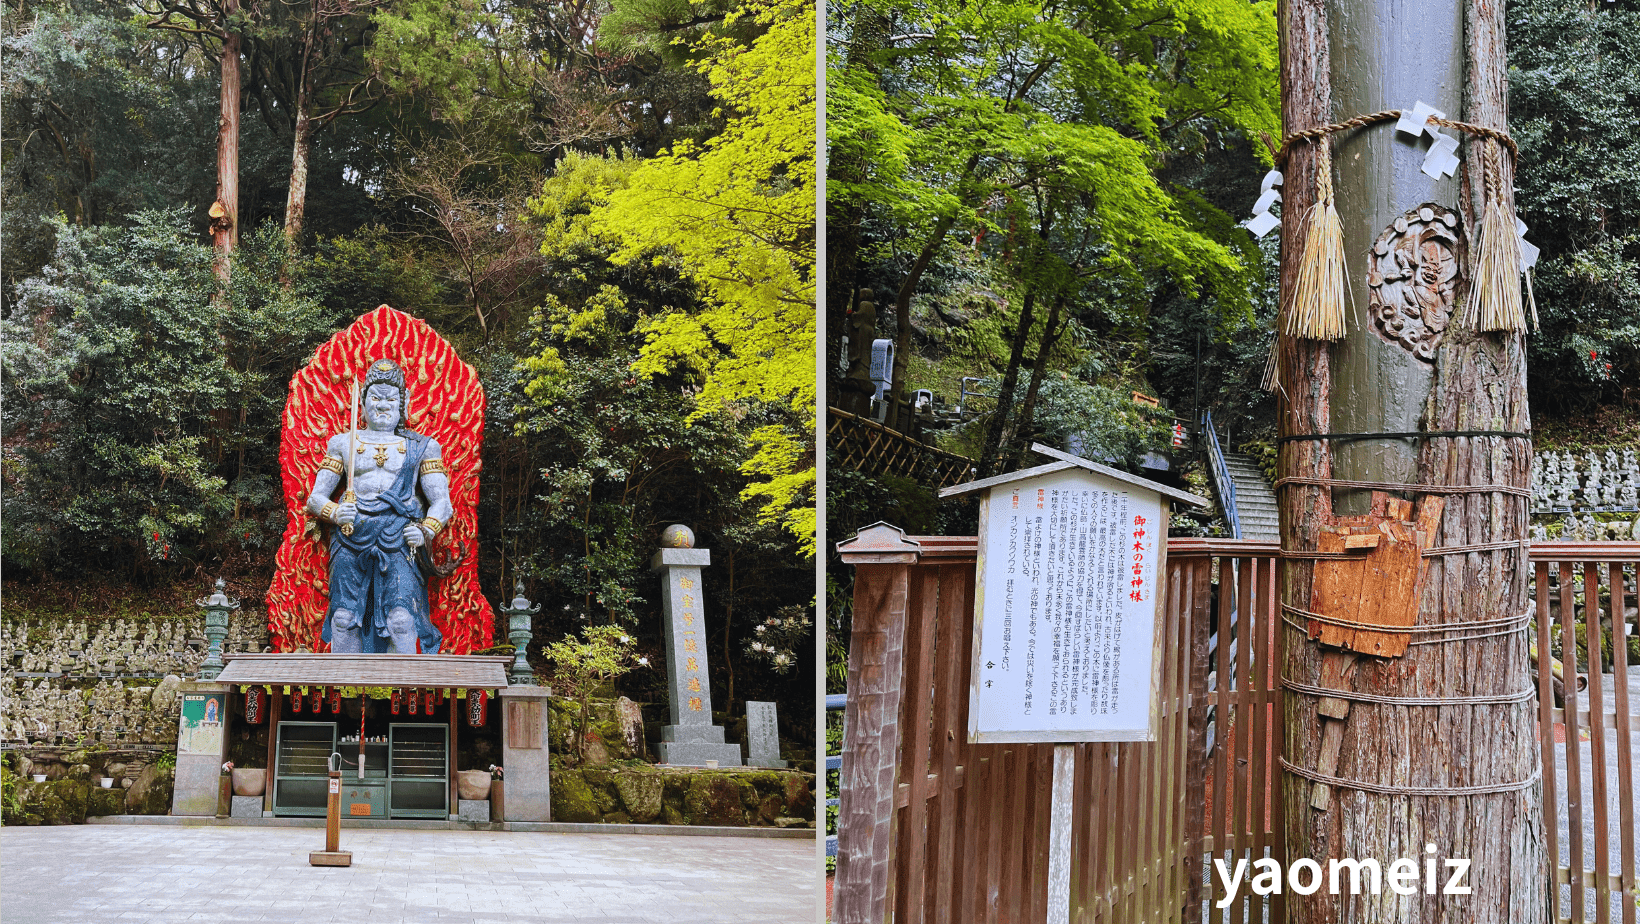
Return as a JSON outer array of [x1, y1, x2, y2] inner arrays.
[[827, 409, 978, 489], [832, 532, 1638, 924]]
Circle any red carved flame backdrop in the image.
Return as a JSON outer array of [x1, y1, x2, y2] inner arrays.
[[266, 306, 494, 653]]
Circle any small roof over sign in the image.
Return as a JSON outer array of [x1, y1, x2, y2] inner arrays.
[[938, 442, 1210, 508]]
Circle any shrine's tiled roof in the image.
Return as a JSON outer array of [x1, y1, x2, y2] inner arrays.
[[215, 654, 512, 688]]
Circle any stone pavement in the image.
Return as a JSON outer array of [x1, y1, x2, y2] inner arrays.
[[0, 825, 820, 923]]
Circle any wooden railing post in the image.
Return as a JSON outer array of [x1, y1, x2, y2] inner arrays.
[[836, 523, 922, 924]]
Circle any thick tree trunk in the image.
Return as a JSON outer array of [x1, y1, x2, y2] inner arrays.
[[284, 104, 313, 244], [1278, 0, 1546, 920], [213, 0, 241, 281]]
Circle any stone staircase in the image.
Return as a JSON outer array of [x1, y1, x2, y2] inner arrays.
[[1220, 452, 1280, 542]]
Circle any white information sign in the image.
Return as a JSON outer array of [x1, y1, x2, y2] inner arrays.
[[969, 467, 1166, 743]]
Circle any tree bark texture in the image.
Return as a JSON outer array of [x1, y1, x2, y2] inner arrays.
[[284, 104, 313, 243], [1278, 0, 1546, 920], [213, 0, 242, 280]]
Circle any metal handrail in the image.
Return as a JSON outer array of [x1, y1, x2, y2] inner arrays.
[[1201, 410, 1242, 539], [825, 694, 846, 858]]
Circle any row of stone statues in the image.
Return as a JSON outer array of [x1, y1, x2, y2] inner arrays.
[[1531, 448, 1640, 512], [4, 616, 269, 677], [2, 677, 179, 745], [1531, 514, 1640, 542]]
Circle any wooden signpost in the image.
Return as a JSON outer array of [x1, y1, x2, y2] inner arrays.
[[310, 752, 351, 867], [940, 443, 1207, 924]]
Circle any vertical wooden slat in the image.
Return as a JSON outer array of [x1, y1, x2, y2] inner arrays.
[[1183, 558, 1212, 924], [1168, 555, 1192, 922], [1265, 556, 1285, 924], [1211, 556, 1232, 911], [1559, 561, 1588, 923], [967, 751, 995, 924], [895, 568, 940, 924], [1246, 556, 1270, 919], [1003, 745, 1030, 924], [1231, 556, 1253, 924], [931, 564, 973, 924], [984, 748, 1006, 924], [1584, 562, 1612, 924], [835, 562, 913, 924], [1032, 743, 1053, 924], [1608, 562, 1636, 924], [1537, 561, 1563, 923], [1160, 562, 1186, 923]]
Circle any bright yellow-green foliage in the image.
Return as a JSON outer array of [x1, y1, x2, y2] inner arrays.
[[520, 285, 631, 404], [582, 0, 817, 554]]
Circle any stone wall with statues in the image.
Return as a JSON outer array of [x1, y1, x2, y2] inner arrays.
[[0, 608, 271, 824], [1530, 446, 1640, 541]]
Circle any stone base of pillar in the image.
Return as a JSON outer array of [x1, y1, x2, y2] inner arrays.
[[658, 724, 743, 767]]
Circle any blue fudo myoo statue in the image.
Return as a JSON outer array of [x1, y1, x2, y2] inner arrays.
[[304, 359, 451, 654]]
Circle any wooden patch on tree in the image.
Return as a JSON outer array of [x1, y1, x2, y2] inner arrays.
[[1307, 493, 1444, 658]]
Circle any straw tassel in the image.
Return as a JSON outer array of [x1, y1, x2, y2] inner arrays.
[[1461, 139, 1532, 333], [1283, 139, 1349, 341]]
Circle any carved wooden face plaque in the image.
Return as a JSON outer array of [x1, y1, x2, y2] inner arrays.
[[1367, 204, 1466, 361]]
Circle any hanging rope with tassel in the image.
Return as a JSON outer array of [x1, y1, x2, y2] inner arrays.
[[1282, 137, 1349, 342], [1461, 138, 1537, 333]]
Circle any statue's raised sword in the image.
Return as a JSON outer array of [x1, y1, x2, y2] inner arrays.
[[341, 377, 358, 536]]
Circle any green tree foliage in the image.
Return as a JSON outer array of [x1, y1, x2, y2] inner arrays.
[[571, 0, 818, 551], [828, 0, 1279, 477], [1, 211, 341, 574], [1509, 0, 1640, 410], [541, 624, 646, 758]]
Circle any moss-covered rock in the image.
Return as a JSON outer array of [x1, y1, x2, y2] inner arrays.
[[125, 764, 173, 815], [31, 780, 90, 825], [549, 767, 603, 823], [612, 771, 664, 823], [87, 786, 126, 817], [683, 775, 745, 826], [549, 765, 816, 827], [547, 695, 647, 766]]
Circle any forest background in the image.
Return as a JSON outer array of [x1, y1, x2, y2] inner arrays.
[[823, 0, 1639, 688], [2, 0, 818, 744]]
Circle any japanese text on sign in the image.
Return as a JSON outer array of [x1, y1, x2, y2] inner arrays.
[[971, 468, 1163, 742]]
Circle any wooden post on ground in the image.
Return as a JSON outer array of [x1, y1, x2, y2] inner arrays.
[[310, 760, 351, 867], [1277, 0, 1545, 920]]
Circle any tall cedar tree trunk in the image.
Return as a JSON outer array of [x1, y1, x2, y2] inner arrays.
[[284, 92, 314, 244], [213, 0, 241, 280], [1277, 0, 1546, 921]]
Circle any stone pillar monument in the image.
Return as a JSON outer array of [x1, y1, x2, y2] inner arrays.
[[652, 525, 742, 767]]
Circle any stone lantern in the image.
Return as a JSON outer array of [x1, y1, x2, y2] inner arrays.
[[502, 580, 540, 686], [196, 578, 240, 681]]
